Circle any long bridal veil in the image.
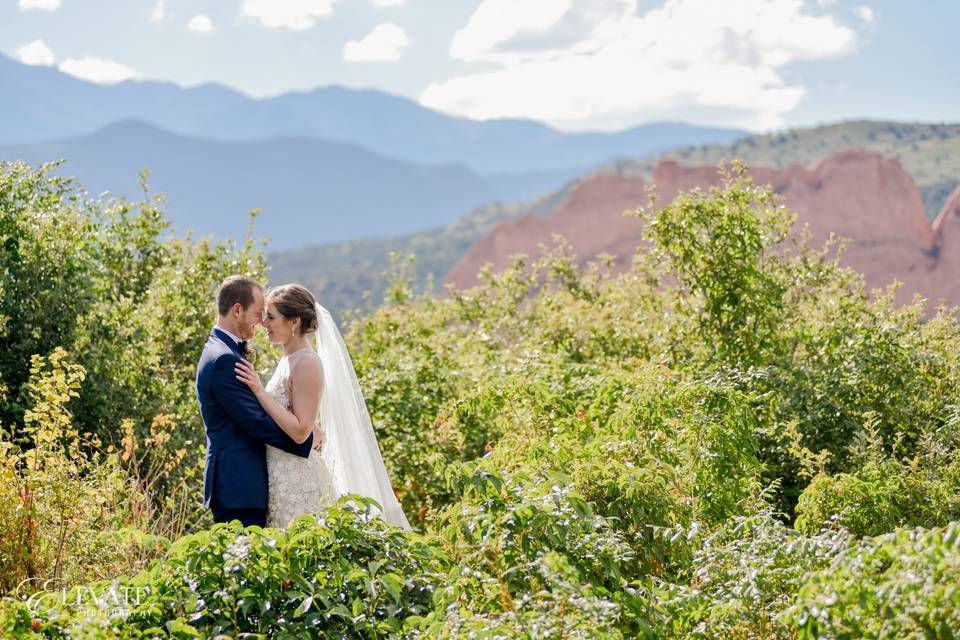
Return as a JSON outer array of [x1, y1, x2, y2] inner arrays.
[[314, 303, 411, 530]]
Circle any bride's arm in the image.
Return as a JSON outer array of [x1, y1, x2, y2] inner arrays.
[[235, 358, 321, 444]]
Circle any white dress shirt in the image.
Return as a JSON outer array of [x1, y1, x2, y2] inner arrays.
[[215, 325, 243, 346]]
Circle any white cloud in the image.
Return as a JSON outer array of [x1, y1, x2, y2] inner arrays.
[[188, 14, 214, 33], [854, 5, 875, 28], [373, 0, 407, 6], [18, 0, 60, 11], [421, 0, 861, 131], [343, 23, 410, 61], [150, 0, 165, 24], [16, 39, 55, 66], [240, 0, 339, 30], [58, 57, 137, 85], [450, 0, 631, 64]]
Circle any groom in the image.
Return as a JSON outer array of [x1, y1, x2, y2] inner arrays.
[[196, 275, 316, 527]]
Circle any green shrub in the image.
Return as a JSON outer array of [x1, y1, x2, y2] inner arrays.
[[129, 501, 440, 638], [426, 466, 650, 637], [638, 165, 960, 515], [643, 162, 793, 369], [791, 523, 960, 638], [0, 348, 166, 595], [795, 453, 960, 537], [794, 469, 902, 537], [428, 551, 630, 640], [657, 514, 853, 639], [3, 501, 442, 639]]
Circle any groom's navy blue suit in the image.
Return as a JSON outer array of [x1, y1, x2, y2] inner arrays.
[[196, 327, 313, 526]]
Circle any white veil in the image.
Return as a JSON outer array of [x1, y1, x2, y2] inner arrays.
[[314, 303, 411, 530]]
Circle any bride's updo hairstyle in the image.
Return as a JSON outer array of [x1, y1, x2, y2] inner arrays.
[[266, 284, 318, 334]]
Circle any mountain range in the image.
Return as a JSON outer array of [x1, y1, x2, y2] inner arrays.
[[0, 53, 745, 173], [0, 120, 586, 247], [0, 53, 746, 248]]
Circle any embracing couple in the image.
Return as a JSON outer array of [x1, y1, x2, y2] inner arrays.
[[196, 275, 409, 530]]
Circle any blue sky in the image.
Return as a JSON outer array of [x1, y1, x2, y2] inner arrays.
[[1, 0, 956, 132]]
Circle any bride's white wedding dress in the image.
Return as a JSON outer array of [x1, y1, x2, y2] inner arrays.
[[264, 303, 411, 531], [265, 346, 336, 528]]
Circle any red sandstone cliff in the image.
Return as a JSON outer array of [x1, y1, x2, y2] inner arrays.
[[929, 185, 960, 306], [446, 150, 955, 310]]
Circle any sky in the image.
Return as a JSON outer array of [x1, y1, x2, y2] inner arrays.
[[1, 0, 956, 133]]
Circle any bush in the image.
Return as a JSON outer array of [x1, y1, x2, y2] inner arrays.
[[656, 513, 853, 639], [638, 165, 960, 515], [795, 434, 960, 537], [3, 501, 442, 639], [791, 523, 960, 638], [0, 348, 166, 595], [794, 470, 902, 537], [128, 501, 441, 638]]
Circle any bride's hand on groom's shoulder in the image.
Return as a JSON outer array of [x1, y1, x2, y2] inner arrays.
[[235, 359, 265, 396]]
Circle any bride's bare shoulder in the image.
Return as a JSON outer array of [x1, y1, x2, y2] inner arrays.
[[289, 349, 323, 381]]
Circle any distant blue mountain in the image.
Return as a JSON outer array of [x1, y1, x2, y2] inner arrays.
[[0, 54, 748, 173], [0, 120, 584, 249]]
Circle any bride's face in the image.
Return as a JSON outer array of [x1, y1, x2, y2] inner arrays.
[[263, 300, 296, 345]]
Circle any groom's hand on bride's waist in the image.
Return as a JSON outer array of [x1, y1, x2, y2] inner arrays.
[[311, 422, 325, 451]]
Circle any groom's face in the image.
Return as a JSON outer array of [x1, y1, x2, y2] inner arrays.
[[237, 288, 265, 341]]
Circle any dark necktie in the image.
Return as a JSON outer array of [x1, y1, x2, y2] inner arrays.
[[237, 340, 249, 357]]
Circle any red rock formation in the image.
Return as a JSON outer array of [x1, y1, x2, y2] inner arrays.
[[447, 174, 650, 289], [447, 150, 954, 310], [928, 185, 960, 306]]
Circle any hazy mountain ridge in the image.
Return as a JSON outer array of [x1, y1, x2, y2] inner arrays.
[[0, 53, 749, 250], [0, 120, 585, 248], [0, 54, 746, 174]]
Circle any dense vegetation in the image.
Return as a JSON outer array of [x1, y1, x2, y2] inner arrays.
[[270, 120, 960, 316], [1, 160, 959, 638], [0, 161, 268, 589]]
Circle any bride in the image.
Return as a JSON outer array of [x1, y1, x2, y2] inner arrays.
[[233, 283, 410, 530]]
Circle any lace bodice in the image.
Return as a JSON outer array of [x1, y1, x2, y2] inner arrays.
[[264, 346, 337, 528]]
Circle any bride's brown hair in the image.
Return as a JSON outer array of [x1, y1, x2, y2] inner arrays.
[[266, 284, 318, 334]]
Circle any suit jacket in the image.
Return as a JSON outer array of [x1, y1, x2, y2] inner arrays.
[[196, 327, 313, 510]]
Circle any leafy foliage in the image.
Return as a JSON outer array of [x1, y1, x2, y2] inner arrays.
[[0, 348, 167, 594], [656, 514, 853, 639], [791, 523, 960, 639], [123, 501, 442, 639], [2, 160, 960, 638]]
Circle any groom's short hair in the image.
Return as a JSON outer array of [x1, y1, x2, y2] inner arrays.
[[217, 276, 263, 316]]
